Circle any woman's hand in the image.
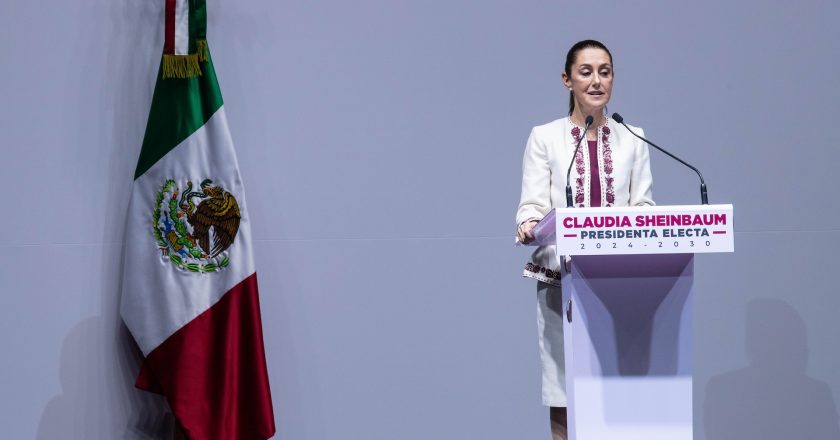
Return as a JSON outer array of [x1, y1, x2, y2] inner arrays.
[[517, 219, 540, 244]]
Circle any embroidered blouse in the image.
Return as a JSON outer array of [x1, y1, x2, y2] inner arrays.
[[516, 117, 655, 285]]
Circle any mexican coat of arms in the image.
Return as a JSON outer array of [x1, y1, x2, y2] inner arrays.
[[153, 179, 241, 273]]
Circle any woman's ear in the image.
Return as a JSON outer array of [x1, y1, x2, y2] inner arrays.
[[561, 71, 571, 89]]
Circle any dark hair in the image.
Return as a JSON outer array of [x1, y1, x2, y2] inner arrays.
[[564, 40, 613, 116]]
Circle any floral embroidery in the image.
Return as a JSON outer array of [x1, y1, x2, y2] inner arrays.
[[571, 127, 585, 207], [570, 120, 614, 207], [602, 126, 615, 206], [524, 262, 561, 281]]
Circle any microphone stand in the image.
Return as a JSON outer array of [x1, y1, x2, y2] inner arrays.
[[612, 113, 709, 205], [565, 115, 594, 207]]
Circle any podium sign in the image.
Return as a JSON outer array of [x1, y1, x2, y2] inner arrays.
[[553, 204, 733, 256]]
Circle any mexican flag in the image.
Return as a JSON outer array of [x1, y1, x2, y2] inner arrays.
[[120, 1, 275, 438]]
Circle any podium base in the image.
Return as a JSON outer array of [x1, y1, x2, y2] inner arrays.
[[563, 254, 694, 440]]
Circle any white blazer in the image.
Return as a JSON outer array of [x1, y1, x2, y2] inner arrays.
[[516, 116, 654, 285]]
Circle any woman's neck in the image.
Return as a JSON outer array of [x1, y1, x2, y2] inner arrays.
[[570, 110, 606, 140]]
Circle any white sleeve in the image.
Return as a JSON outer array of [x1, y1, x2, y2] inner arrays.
[[629, 127, 655, 206], [516, 128, 552, 225]]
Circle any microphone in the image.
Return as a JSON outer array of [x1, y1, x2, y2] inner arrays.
[[565, 115, 593, 207], [611, 113, 709, 205]]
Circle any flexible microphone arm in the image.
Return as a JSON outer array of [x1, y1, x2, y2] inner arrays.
[[611, 113, 709, 205], [565, 115, 594, 207]]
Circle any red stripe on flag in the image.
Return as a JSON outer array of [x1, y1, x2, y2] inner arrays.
[[164, 0, 176, 54], [136, 273, 276, 440]]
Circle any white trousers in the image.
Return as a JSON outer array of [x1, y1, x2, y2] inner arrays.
[[537, 281, 566, 407]]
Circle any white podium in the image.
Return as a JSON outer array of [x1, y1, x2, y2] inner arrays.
[[532, 205, 733, 440]]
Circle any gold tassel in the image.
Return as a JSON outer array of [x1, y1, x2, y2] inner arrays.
[[196, 39, 209, 62], [162, 53, 203, 79]]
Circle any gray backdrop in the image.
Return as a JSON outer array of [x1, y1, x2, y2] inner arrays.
[[1, 0, 839, 439]]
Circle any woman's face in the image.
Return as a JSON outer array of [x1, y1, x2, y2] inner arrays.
[[563, 48, 613, 117]]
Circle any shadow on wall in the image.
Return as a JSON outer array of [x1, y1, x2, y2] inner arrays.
[[36, 317, 173, 439], [38, 0, 170, 435], [703, 298, 840, 439]]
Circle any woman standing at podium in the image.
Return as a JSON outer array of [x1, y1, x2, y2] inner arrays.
[[515, 39, 654, 440]]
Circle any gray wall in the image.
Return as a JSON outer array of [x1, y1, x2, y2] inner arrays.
[[1, 0, 838, 438]]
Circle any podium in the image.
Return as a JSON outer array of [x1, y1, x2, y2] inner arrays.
[[530, 205, 734, 440]]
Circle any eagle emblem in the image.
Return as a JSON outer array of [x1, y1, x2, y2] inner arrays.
[[153, 179, 241, 273]]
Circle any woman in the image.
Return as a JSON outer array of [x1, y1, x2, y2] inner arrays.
[[515, 39, 654, 440]]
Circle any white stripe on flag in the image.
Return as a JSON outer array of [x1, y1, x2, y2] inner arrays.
[[120, 107, 256, 355], [174, 0, 189, 55]]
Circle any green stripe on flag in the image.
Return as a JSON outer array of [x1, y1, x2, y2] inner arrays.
[[193, 0, 207, 40], [134, 52, 223, 179]]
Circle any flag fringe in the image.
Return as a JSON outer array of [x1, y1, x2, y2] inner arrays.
[[197, 39, 209, 62], [162, 53, 203, 79], [161, 40, 210, 79]]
